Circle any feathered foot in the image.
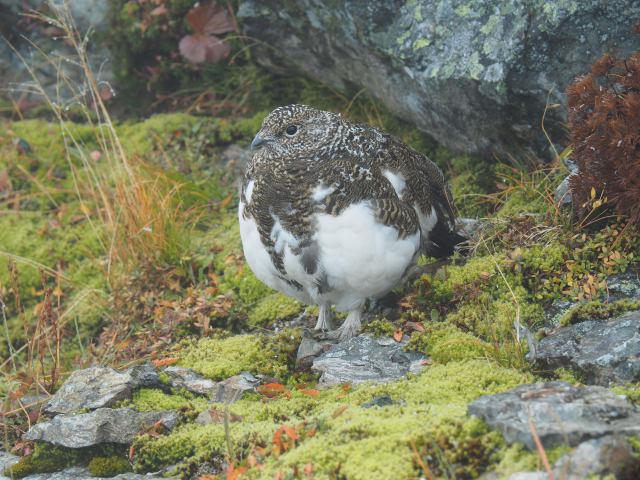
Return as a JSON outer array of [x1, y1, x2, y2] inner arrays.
[[329, 309, 362, 342], [314, 304, 334, 331]]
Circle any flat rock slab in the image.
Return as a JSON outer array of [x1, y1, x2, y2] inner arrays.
[[2, 467, 168, 480], [23, 408, 178, 448], [164, 366, 219, 397], [45, 365, 160, 415], [312, 334, 426, 387], [210, 372, 260, 403], [531, 310, 640, 386], [468, 381, 640, 450]]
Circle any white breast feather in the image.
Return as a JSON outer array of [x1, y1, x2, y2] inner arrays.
[[314, 202, 419, 311]]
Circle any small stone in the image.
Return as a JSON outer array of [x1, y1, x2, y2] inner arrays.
[[210, 372, 260, 403], [311, 334, 426, 387], [44, 365, 160, 415], [531, 310, 640, 386], [554, 174, 573, 206], [506, 474, 549, 480], [296, 335, 331, 368], [468, 381, 640, 450], [164, 366, 218, 397], [362, 395, 394, 408], [552, 435, 638, 480], [456, 217, 484, 240], [23, 408, 178, 448]]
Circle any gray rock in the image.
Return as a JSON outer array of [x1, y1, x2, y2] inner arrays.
[[23, 408, 178, 448], [312, 334, 426, 386], [362, 395, 394, 408], [531, 310, 640, 386], [296, 334, 333, 369], [489, 435, 639, 480], [554, 175, 573, 207], [45, 365, 159, 415], [238, 1, 639, 159], [553, 435, 638, 480], [468, 381, 640, 450], [506, 474, 548, 480], [209, 372, 260, 403], [0, 0, 112, 104], [10, 467, 168, 479], [0, 451, 19, 479], [456, 218, 484, 241], [163, 366, 219, 398]]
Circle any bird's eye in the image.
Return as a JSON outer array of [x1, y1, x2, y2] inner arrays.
[[285, 125, 298, 136]]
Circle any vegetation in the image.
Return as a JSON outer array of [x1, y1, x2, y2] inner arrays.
[[568, 50, 640, 225], [1, 2, 639, 479]]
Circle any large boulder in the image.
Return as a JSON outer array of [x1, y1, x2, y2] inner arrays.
[[0, 0, 111, 103], [238, 1, 640, 159]]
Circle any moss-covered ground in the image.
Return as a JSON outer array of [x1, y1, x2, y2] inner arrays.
[[1, 82, 639, 480]]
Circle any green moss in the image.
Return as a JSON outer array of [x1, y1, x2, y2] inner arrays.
[[134, 359, 531, 478], [87, 456, 132, 477], [2, 444, 79, 478], [129, 388, 210, 413], [559, 299, 640, 326], [406, 322, 490, 363], [248, 293, 302, 328], [611, 383, 640, 406], [117, 113, 197, 155], [362, 318, 396, 337], [178, 330, 300, 381]]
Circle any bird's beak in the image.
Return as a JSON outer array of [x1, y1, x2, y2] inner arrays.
[[251, 133, 267, 150]]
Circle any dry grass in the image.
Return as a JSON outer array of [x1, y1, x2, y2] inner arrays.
[[1, 1, 201, 441], [9, 3, 197, 282]]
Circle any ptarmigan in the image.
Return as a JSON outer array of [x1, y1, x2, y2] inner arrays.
[[239, 105, 462, 340]]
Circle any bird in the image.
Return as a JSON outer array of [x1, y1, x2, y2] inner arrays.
[[238, 104, 463, 341]]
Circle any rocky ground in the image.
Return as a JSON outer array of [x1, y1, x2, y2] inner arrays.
[[0, 2, 639, 479], [0, 111, 638, 480]]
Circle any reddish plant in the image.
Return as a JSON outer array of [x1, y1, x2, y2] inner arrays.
[[567, 49, 640, 225], [179, 1, 236, 64]]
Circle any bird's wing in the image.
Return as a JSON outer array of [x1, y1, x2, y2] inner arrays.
[[314, 156, 420, 240], [373, 137, 463, 257]]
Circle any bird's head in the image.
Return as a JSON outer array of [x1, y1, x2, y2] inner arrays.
[[250, 104, 341, 157]]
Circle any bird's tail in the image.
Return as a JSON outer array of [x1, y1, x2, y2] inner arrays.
[[424, 215, 468, 258], [424, 184, 468, 258]]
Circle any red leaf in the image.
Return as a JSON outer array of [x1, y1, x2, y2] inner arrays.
[[186, 1, 235, 35], [393, 328, 404, 342], [281, 424, 300, 442], [301, 389, 320, 397], [179, 34, 230, 64], [406, 321, 425, 332], [257, 383, 286, 398], [153, 357, 178, 367], [150, 5, 168, 16]]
